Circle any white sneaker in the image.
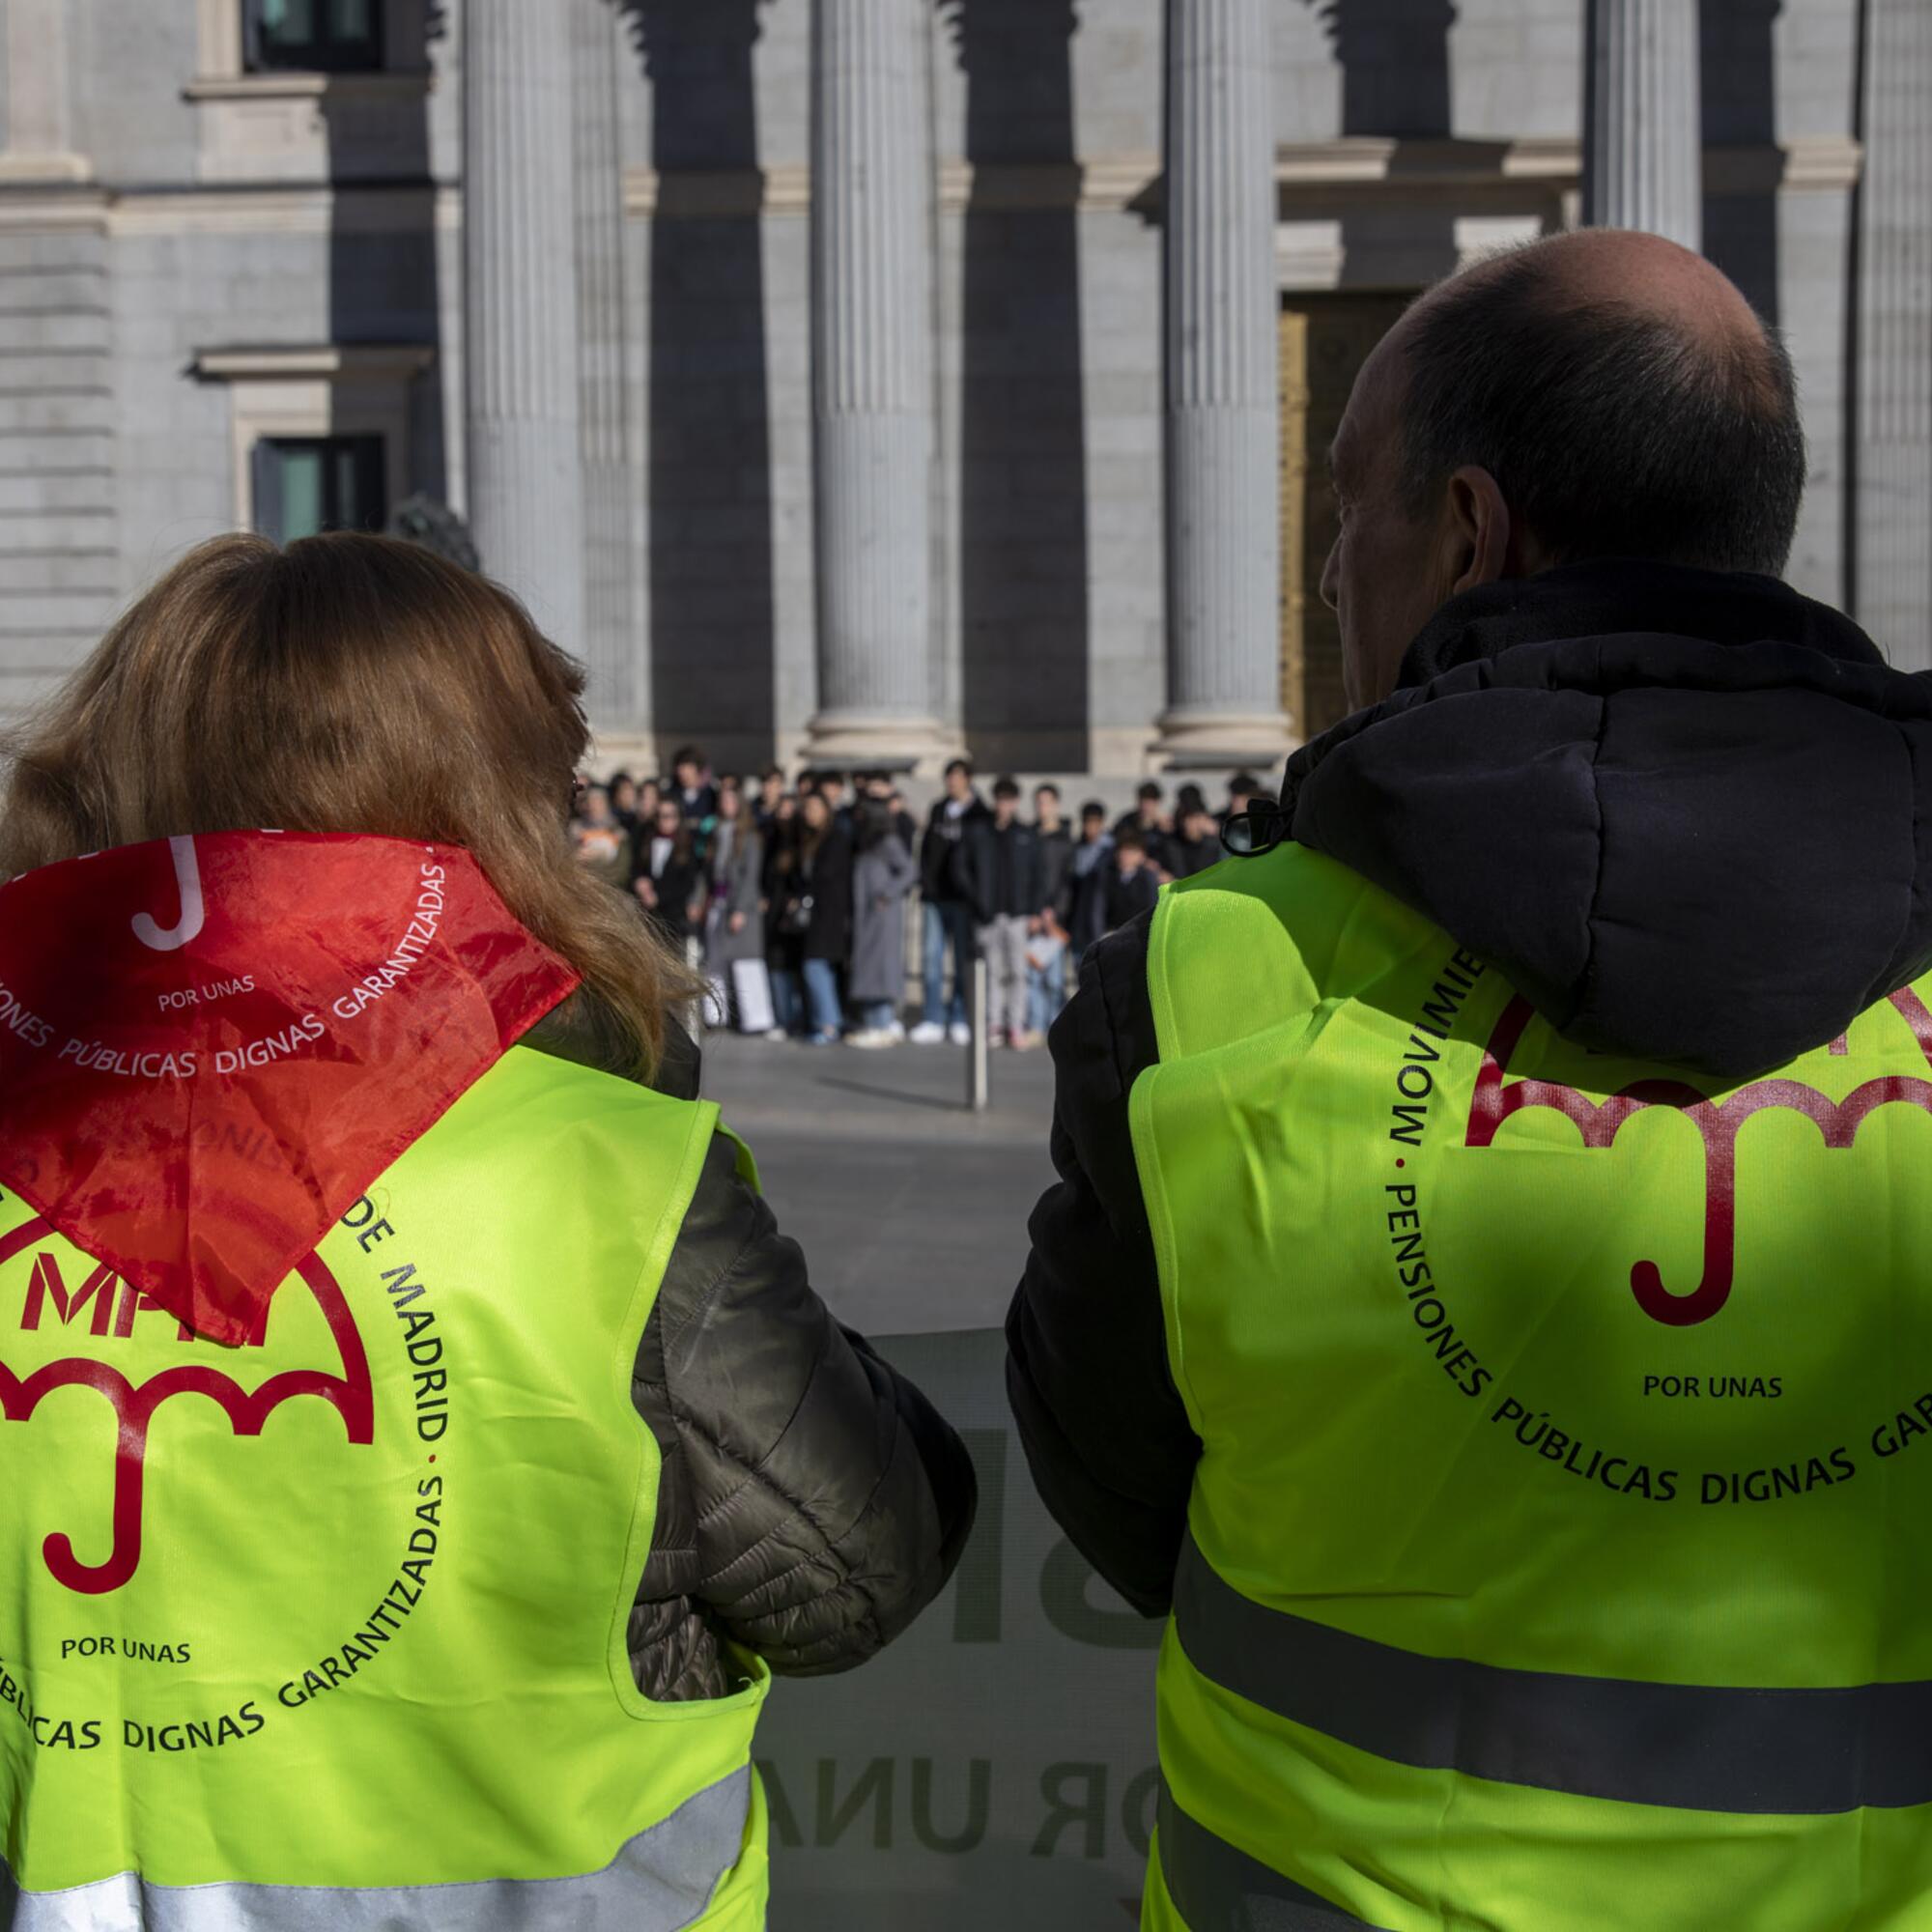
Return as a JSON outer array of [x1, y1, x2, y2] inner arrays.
[[949, 1021, 972, 1046], [908, 1021, 946, 1045], [849, 1028, 895, 1050]]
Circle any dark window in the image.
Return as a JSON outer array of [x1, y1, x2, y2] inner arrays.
[[251, 436, 386, 544], [242, 0, 383, 73]]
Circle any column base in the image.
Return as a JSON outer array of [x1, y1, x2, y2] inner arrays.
[[803, 710, 959, 778], [0, 154, 92, 184], [1152, 707, 1299, 771], [584, 730, 657, 779]]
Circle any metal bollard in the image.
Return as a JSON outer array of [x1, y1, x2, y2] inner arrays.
[[966, 954, 990, 1112]]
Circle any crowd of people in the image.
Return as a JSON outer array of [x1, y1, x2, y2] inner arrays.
[[569, 748, 1269, 1048]]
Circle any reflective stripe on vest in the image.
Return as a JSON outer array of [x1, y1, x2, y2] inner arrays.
[[1157, 1783, 1385, 1930], [0, 1768, 750, 1931], [0, 1046, 767, 1908], [1133, 844, 1932, 1928], [1173, 1530, 1932, 1814]]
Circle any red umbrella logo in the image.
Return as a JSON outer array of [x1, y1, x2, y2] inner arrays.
[[1465, 987, 1932, 1327], [0, 1219, 374, 1594]]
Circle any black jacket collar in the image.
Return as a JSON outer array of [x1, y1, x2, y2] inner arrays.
[[1395, 559, 1884, 686], [1276, 562, 1932, 1080]]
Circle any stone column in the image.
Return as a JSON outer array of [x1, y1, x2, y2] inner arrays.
[[464, 0, 584, 648], [1854, 0, 1932, 671], [1582, 0, 1702, 248], [807, 0, 946, 768], [1157, 0, 1294, 767], [571, 0, 640, 730]]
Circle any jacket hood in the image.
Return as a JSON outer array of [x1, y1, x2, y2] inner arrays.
[[1279, 560, 1932, 1081], [0, 833, 577, 1345]]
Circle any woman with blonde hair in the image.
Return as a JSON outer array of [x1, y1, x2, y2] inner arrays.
[[0, 532, 973, 1927]]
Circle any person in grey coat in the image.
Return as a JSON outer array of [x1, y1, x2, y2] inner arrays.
[[705, 794, 769, 1030], [848, 797, 920, 1047]]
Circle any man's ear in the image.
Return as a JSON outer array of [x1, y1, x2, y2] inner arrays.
[[1441, 466, 1517, 595]]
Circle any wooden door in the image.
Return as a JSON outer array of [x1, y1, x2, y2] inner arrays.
[[1280, 294, 1412, 739]]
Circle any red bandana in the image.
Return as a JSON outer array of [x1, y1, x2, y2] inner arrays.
[[0, 832, 579, 1346]]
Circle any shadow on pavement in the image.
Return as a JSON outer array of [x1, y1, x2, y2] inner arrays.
[[814, 1073, 974, 1115]]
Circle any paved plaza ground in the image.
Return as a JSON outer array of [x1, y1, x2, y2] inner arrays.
[[697, 1032, 1057, 1336]]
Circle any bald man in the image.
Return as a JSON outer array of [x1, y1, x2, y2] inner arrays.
[[1009, 232, 1932, 1929]]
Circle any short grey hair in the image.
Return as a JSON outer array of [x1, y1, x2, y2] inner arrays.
[[1397, 242, 1806, 577]]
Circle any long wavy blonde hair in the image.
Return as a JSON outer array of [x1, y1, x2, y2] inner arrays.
[[0, 531, 696, 1077]]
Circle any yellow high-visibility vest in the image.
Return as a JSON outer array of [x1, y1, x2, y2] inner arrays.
[[0, 1045, 769, 1927], [1134, 841, 1932, 1930]]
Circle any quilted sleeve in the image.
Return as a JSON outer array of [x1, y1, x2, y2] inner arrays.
[[636, 1132, 978, 1674]]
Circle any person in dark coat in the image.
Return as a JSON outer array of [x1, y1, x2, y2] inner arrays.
[[1163, 791, 1222, 879], [763, 796, 808, 1037], [630, 794, 706, 953], [959, 777, 1044, 1047], [1065, 800, 1115, 962], [1028, 783, 1075, 1036], [755, 766, 785, 835], [795, 791, 853, 1045], [1223, 770, 1264, 828], [858, 770, 920, 856], [913, 758, 989, 1044], [1102, 827, 1160, 932], [1007, 231, 1908, 1924], [668, 743, 718, 826], [1034, 783, 1075, 923], [1111, 781, 1172, 874], [609, 770, 640, 838]]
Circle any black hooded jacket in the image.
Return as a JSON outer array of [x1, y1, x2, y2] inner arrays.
[[1008, 561, 1932, 1615]]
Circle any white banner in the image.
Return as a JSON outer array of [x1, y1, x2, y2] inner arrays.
[[757, 1328, 1160, 1927]]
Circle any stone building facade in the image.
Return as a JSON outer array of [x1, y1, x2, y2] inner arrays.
[[0, 0, 1919, 777]]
